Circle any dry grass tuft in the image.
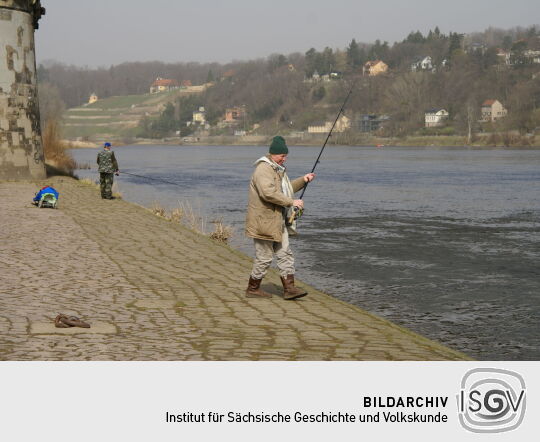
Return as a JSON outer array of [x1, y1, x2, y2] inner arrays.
[[111, 181, 123, 199], [170, 207, 184, 223], [151, 202, 167, 217], [79, 178, 98, 188], [148, 201, 233, 243], [209, 218, 233, 243], [179, 201, 205, 233], [42, 119, 77, 176]]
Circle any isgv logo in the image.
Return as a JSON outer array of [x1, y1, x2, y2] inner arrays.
[[457, 368, 526, 433]]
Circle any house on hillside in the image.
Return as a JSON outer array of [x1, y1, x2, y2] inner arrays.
[[221, 70, 236, 81], [150, 77, 180, 93], [308, 115, 350, 134], [497, 49, 511, 65], [224, 106, 246, 123], [192, 107, 206, 124], [307, 121, 332, 134], [363, 60, 388, 76], [524, 50, 540, 64], [411, 56, 433, 72], [88, 93, 98, 104], [425, 109, 449, 127], [335, 114, 351, 132], [468, 43, 488, 55], [480, 100, 507, 122], [181, 80, 192, 88], [354, 114, 390, 132]]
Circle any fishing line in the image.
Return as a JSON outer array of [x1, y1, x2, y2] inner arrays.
[[119, 171, 184, 187]]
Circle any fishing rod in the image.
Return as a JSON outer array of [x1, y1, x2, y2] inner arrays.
[[120, 171, 184, 187], [289, 78, 357, 224], [299, 77, 357, 200]]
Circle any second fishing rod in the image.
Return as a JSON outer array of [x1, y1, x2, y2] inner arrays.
[[290, 78, 357, 223]]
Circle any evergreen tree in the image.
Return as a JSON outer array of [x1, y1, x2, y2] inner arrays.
[[369, 40, 389, 60], [346, 39, 361, 69], [267, 54, 288, 72], [448, 32, 464, 60], [321, 47, 335, 74], [405, 31, 425, 44], [502, 35, 513, 50], [305, 48, 318, 76]]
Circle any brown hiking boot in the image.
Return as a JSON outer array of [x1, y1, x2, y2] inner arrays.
[[246, 276, 272, 298], [280, 274, 308, 300]]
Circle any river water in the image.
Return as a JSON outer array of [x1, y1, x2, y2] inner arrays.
[[71, 145, 540, 360]]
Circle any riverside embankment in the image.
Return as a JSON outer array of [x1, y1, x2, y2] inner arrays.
[[0, 177, 469, 360]]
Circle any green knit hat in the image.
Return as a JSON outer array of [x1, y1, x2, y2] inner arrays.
[[269, 136, 288, 154]]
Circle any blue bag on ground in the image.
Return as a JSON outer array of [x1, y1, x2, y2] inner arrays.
[[33, 186, 59, 208]]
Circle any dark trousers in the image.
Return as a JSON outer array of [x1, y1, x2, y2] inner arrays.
[[100, 172, 114, 198]]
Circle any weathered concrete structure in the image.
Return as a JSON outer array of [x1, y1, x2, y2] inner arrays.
[[0, 0, 46, 180]]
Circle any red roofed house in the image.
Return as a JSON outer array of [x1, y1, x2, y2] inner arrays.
[[150, 77, 180, 94], [480, 100, 507, 122], [221, 70, 235, 80], [224, 106, 246, 123]]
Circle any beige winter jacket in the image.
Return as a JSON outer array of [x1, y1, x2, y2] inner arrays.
[[245, 156, 306, 242]]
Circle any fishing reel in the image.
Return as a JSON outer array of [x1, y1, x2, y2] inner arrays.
[[287, 206, 303, 226]]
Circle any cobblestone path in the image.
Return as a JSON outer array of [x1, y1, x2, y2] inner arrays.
[[0, 178, 469, 360]]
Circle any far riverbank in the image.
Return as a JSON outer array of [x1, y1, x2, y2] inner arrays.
[[65, 133, 539, 149]]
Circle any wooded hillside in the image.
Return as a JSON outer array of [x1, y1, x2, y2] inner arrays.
[[39, 25, 540, 143]]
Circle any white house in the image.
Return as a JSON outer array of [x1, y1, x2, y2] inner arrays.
[[480, 100, 507, 122], [192, 106, 206, 124], [411, 56, 433, 72], [88, 93, 98, 104], [524, 50, 540, 64], [425, 109, 449, 127], [308, 115, 350, 134], [307, 121, 332, 134], [335, 114, 351, 132]]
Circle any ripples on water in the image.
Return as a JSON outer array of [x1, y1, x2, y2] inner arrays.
[[72, 145, 540, 360]]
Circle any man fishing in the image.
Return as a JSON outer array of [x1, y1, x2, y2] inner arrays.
[[97, 142, 119, 199], [245, 136, 315, 300]]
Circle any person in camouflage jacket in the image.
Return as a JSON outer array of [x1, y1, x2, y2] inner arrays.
[[96, 142, 119, 199]]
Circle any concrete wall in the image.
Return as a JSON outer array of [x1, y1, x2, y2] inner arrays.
[[0, 0, 46, 180]]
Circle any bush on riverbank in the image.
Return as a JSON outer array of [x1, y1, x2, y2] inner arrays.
[[483, 132, 536, 147], [43, 120, 77, 176]]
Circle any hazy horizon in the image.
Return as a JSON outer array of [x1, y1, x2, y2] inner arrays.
[[36, 0, 538, 68]]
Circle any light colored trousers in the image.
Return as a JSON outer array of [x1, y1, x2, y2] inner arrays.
[[251, 226, 295, 279]]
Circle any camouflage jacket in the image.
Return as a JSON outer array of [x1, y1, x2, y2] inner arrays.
[[97, 150, 119, 173]]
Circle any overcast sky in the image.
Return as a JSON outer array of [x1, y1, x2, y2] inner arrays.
[[35, 0, 538, 67]]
